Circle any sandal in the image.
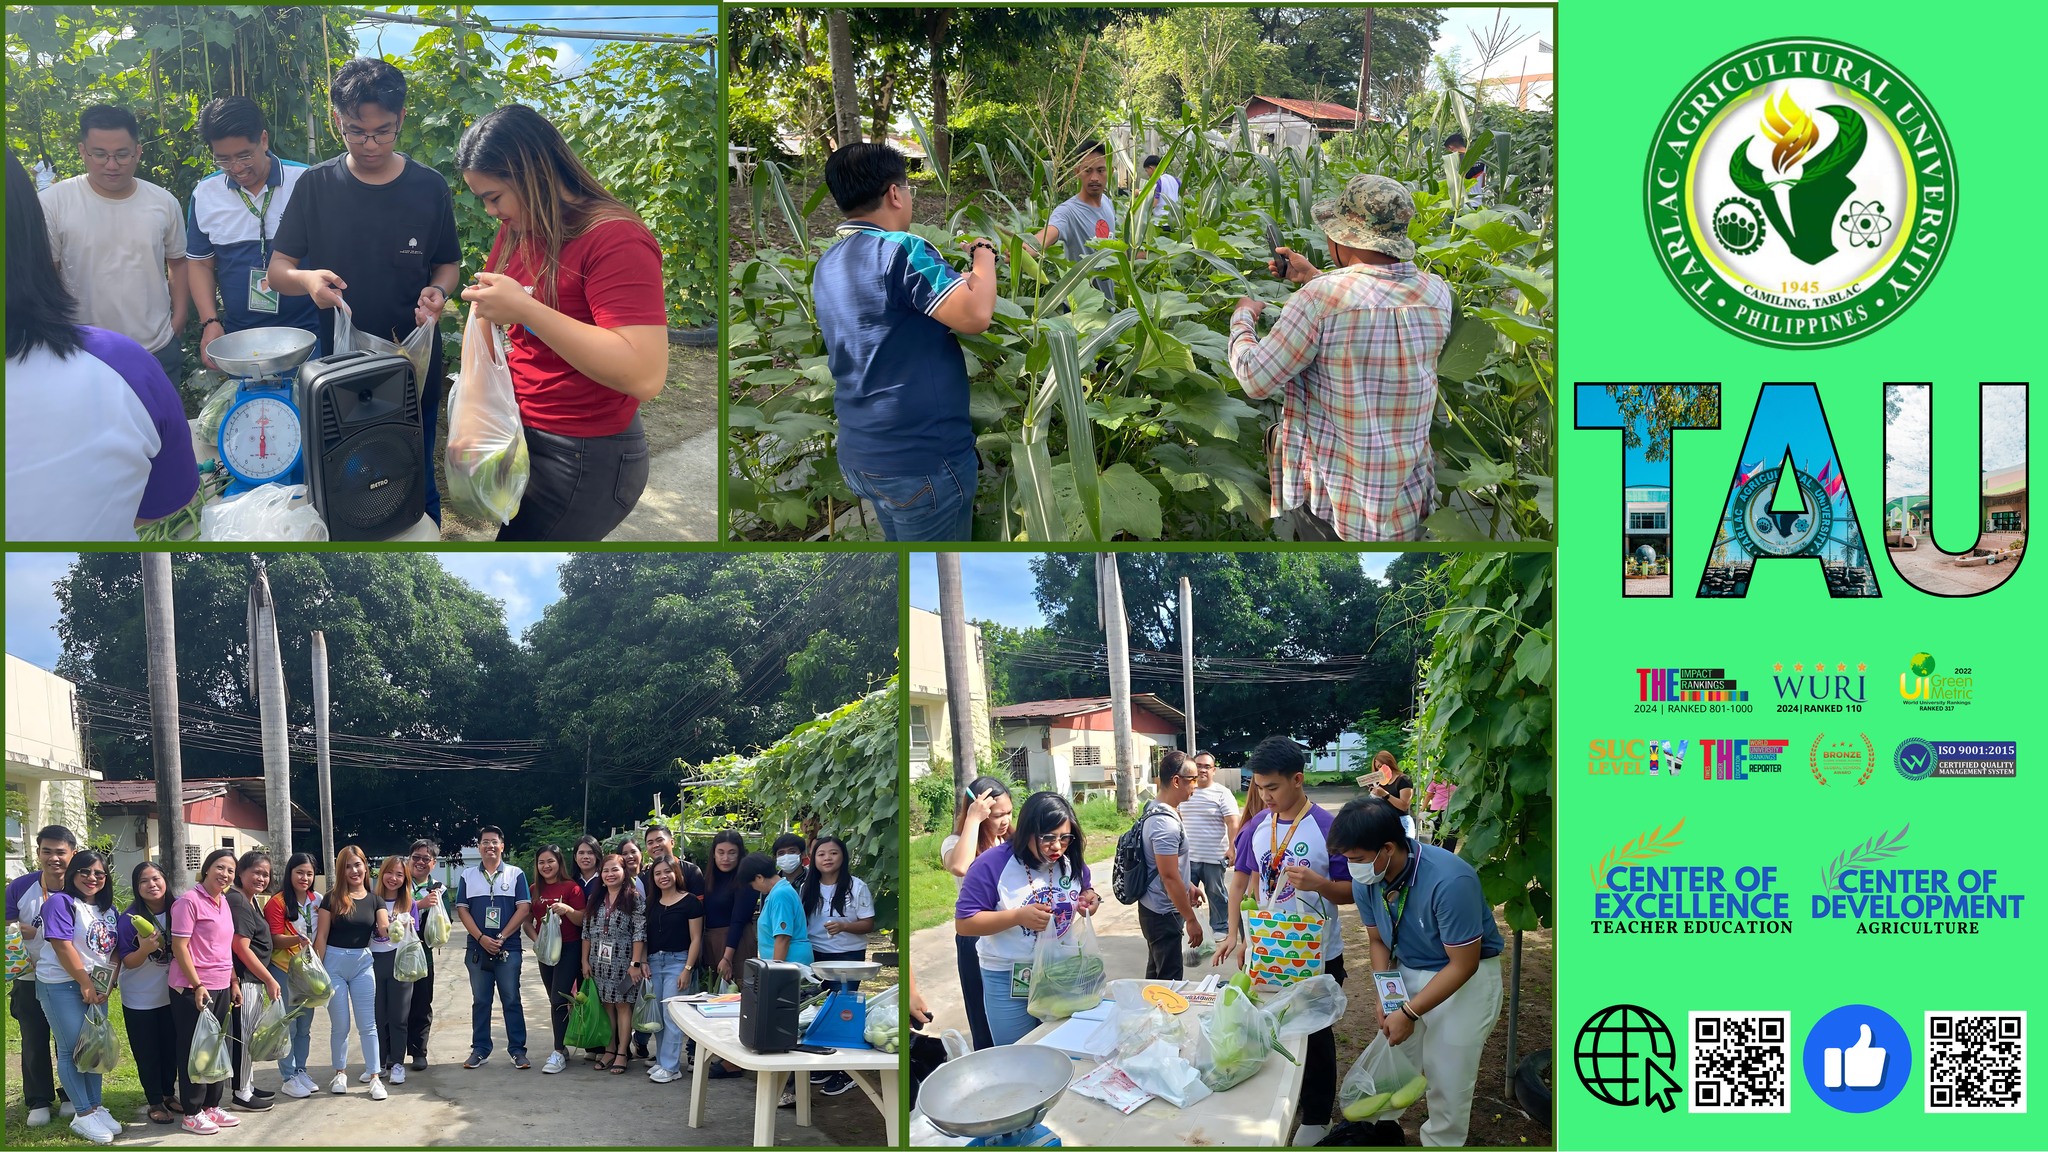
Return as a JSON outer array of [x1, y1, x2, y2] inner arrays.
[[593, 1053, 616, 1071], [149, 1106, 175, 1125], [608, 1050, 630, 1075]]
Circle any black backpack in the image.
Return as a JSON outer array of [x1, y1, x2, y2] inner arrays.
[[1111, 809, 1167, 904]]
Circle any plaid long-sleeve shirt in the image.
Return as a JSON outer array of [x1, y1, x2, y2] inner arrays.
[[1229, 262, 1454, 541]]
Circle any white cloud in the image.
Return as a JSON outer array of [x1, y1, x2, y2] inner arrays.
[[1887, 385, 2027, 498], [435, 553, 568, 637]]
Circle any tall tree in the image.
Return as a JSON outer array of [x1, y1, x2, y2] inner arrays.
[[826, 9, 861, 147]]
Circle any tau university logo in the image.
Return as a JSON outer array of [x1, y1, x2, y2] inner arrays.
[[1645, 38, 1955, 347]]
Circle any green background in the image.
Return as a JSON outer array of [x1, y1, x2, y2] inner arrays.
[[1559, 0, 2043, 1147]]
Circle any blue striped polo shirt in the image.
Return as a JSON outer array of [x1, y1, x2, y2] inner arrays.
[[185, 155, 321, 336]]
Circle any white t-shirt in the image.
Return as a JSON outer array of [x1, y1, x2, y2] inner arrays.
[[1149, 172, 1182, 207], [804, 876, 877, 955], [39, 175, 187, 354], [1235, 806, 1351, 963], [955, 845, 1094, 971]]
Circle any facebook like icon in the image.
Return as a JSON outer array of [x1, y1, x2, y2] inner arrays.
[[1803, 1005, 1911, 1113]]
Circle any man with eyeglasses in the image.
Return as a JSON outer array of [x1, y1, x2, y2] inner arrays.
[[404, 840, 444, 1071], [39, 105, 192, 386], [184, 97, 321, 371], [6, 826, 78, 1127], [454, 826, 531, 1070], [1137, 750, 1203, 981], [271, 56, 461, 523]]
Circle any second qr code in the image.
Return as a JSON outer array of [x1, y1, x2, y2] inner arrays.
[[1926, 1012, 2027, 1113], [1689, 1011, 1790, 1112]]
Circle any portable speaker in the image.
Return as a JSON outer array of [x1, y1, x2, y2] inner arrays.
[[739, 958, 803, 1054], [297, 350, 427, 541]]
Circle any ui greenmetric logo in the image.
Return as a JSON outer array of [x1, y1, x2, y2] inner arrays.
[[1645, 38, 1955, 347]]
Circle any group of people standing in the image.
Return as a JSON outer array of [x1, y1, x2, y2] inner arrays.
[[6, 53, 670, 542], [6, 821, 879, 1140], [943, 738, 1504, 1148]]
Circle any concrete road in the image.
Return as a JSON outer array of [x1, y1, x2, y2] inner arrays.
[[106, 936, 885, 1147], [609, 428, 718, 542]]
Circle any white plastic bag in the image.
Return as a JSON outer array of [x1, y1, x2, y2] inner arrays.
[[334, 299, 436, 391], [1123, 1036, 1212, 1109], [442, 307, 530, 525], [1338, 1032, 1425, 1123], [422, 899, 452, 949], [536, 912, 564, 967], [200, 484, 328, 541], [189, 1002, 233, 1084]]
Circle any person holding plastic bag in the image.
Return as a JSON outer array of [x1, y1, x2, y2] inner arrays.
[[263, 853, 323, 1097], [225, 851, 284, 1112], [454, 104, 668, 541], [33, 851, 129, 1143], [403, 840, 445, 1072], [313, 846, 390, 1099], [118, 862, 180, 1124], [170, 849, 244, 1134], [369, 856, 417, 1087], [954, 791, 1102, 1046], [524, 845, 585, 1075], [1331, 797, 1503, 1148]]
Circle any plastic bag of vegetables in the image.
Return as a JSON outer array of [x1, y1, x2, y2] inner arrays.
[[248, 989, 299, 1062], [536, 912, 564, 967], [74, 1001, 121, 1074], [632, 979, 665, 1035], [1338, 1033, 1425, 1123], [334, 299, 436, 394], [393, 919, 430, 984], [565, 977, 611, 1049], [286, 945, 336, 1008], [195, 378, 238, 449], [1025, 914, 1106, 1020], [443, 307, 530, 525], [863, 985, 900, 1053], [1265, 972, 1347, 1038], [1197, 983, 1290, 1092], [422, 899, 452, 949], [189, 1002, 233, 1083]]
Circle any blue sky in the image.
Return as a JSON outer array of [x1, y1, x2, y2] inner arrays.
[[5, 553, 568, 672], [348, 6, 715, 77], [1575, 387, 1669, 487], [908, 552, 1400, 628]]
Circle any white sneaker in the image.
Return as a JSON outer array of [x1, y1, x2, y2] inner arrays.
[[368, 1078, 388, 1101], [70, 1114, 113, 1144], [203, 1107, 240, 1128], [92, 1108, 126, 1135], [296, 1072, 320, 1095], [541, 1052, 566, 1075], [1291, 1123, 1330, 1147], [280, 1075, 313, 1098], [648, 1066, 679, 1084], [180, 1113, 220, 1136], [329, 1072, 349, 1095], [26, 1107, 52, 1126], [389, 1064, 406, 1085], [359, 1070, 376, 1084]]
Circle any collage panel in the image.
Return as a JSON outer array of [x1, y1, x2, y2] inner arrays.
[[904, 548, 1553, 1147], [3, 549, 901, 1147], [5, 7, 720, 545], [725, 5, 1554, 545]]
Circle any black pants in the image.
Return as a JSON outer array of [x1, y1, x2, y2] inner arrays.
[[1301, 955, 1348, 1125], [170, 987, 233, 1116], [496, 416, 649, 542], [537, 958, 579, 1054], [406, 943, 434, 1058], [10, 980, 63, 1109], [373, 951, 414, 1071], [123, 1002, 179, 1106], [1138, 905, 1185, 982], [954, 932, 993, 1051]]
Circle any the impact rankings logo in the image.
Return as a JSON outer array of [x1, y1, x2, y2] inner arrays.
[[1644, 37, 1955, 347]]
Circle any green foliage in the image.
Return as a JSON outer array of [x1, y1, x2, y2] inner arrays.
[[728, 82, 790, 161], [1604, 385, 1721, 463], [1108, 9, 1281, 121], [515, 805, 586, 876], [945, 101, 1030, 181], [1410, 552, 1553, 932], [910, 771, 958, 837]]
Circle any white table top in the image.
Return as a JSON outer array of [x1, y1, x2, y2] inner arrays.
[[668, 999, 899, 1073]]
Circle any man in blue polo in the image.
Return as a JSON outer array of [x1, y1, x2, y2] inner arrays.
[[811, 142, 997, 541], [454, 825, 532, 1070], [184, 97, 320, 370], [1330, 798, 1504, 1147]]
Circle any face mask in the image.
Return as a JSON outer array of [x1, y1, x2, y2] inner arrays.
[[775, 854, 801, 875], [1355, 846, 1390, 887]]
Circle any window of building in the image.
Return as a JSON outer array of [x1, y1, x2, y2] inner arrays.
[[1628, 512, 1668, 530], [1072, 746, 1102, 767], [1007, 746, 1029, 772], [909, 705, 930, 750], [1991, 511, 2021, 532]]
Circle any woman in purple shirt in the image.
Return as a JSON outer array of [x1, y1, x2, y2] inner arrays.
[[34, 850, 129, 1144]]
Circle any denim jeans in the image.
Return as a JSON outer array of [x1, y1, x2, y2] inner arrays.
[[325, 945, 380, 1074], [150, 338, 186, 391], [465, 944, 527, 1058], [979, 967, 1040, 1047], [843, 446, 978, 541], [34, 978, 101, 1113], [269, 963, 314, 1081], [647, 951, 690, 1073], [10, 977, 60, 1109], [496, 417, 648, 542], [1190, 860, 1232, 932]]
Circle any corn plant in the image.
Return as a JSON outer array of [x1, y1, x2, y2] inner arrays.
[[728, 110, 1554, 541]]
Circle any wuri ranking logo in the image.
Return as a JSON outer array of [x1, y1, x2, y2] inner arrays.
[[1645, 38, 1955, 346]]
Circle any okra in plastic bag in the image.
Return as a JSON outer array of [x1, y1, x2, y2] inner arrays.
[[74, 1001, 120, 1074], [443, 307, 530, 525], [1025, 914, 1106, 1021], [189, 1002, 233, 1084]]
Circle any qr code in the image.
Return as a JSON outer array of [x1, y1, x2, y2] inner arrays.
[[1687, 1011, 1789, 1112], [1926, 1012, 2026, 1113]]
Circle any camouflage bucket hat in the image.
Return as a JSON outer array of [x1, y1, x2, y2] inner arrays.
[[1311, 173, 1417, 260]]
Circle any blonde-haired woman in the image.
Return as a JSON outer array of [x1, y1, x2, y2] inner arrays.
[[369, 856, 417, 1086], [314, 846, 389, 1100]]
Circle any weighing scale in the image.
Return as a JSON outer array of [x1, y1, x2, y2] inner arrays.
[[206, 327, 317, 496], [805, 960, 882, 1050], [919, 1041, 1072, 1148]]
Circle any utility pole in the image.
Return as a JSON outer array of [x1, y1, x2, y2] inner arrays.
[[249, 565, 292, 859], [310, 631, 335, 872], [1354, 8, 1374, 131], [141, 555, 189, 890], [1098, 554, 1137, 814], [1178, 576, 1196, 753], [936, 554, 978, 798], [582, 729, 593, 832]]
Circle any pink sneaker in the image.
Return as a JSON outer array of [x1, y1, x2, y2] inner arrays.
[[203, 1108, 241, 1128], [181, 1114, 220, 1135]]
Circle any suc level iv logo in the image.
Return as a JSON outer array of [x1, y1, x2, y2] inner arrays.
[[1645, 38, 1954, 347]]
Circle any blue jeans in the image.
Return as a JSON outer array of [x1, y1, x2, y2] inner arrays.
[[34, 979, 101, 1113], [269, 963, 314, 1081], [980, 967, 1040, 1047], [843, 447, 978, 541], [325, 945, 379, 1073], [1190, 860, 1232, 932], [647, 951, 691, 1073], [466, 945, 527, 1058]]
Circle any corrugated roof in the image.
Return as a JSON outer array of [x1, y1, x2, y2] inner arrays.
[[1252, 95, 1364, 122], [990, 693, 1189, 726]]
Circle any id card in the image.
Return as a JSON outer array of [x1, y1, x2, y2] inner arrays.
[[1372, 970, 1410, 1018], [1010, 962, 1033, 999], [597, 941, 616, 963], [484, 905, 502, 932], [248, 268, 280, 314]]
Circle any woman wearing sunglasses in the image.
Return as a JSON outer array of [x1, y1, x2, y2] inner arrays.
[[34, 851, 129, 1143], [954, 791, 1101, 1046]]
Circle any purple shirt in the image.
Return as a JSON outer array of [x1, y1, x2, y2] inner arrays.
[[1234, 804, 1351, 962], [37, 896, 123, 982], [956, 844, 1094, 970]]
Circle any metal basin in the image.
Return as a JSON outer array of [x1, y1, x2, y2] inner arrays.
[[207, 326, 317, 378], [811, 960, 882, 985], [920, 1043, 1073, 1139]]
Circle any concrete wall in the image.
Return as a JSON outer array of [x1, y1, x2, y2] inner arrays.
[[5, 656, 94, 879], [906, 607, 989, 777], [997, 720, 1176, 798]]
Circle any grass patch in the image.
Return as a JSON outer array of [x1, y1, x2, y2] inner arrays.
[[5, 984, 147, 1149], [906, 800, 1139, 934]]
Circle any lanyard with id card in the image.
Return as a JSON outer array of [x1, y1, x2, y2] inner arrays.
[[235, 181, 280, 314]]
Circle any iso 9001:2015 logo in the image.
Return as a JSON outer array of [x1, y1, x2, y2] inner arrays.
[[1644, 38, 1955, 347]]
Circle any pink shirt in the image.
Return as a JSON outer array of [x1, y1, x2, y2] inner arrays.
[[169, 886, 235, 990]]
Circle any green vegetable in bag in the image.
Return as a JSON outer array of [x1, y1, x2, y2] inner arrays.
[[286, 945, 335, 1008], [249, 990, 302, 1062], [394, 924, 430, 983], [632, 979, 664, 1034], [189, 1003, 233, 1083], [74, 1002, 120, 1074], [422, 900, 451, 949], [444, 308, 530, 525], [1025, 915, 1108, 1020], [196, 380, 237, 449], [536, 913, 564, 967], [1200, 984, 1281, 1091], [864, 986, 901, 1053], [565, 977, 611, 1049]]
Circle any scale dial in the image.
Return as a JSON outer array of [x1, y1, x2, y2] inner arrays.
[[1729, 467, 1834, 558], [219, 394, 303, 484]]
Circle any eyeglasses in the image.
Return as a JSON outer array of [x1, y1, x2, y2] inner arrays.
[[1171, 773, 1199, 784], [340, 126, 399, 145], [410, 854, 434, 863], [85, 150, 136, 164], [79, 870, 108, 880], [212, 149, 263, 170], [1035, 833, 1075, 846]]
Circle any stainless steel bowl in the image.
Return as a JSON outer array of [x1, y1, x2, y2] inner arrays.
[[207, 327, 317, 378], [811, 960, 883, 985], [920, 1043, 1074, 1139]]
